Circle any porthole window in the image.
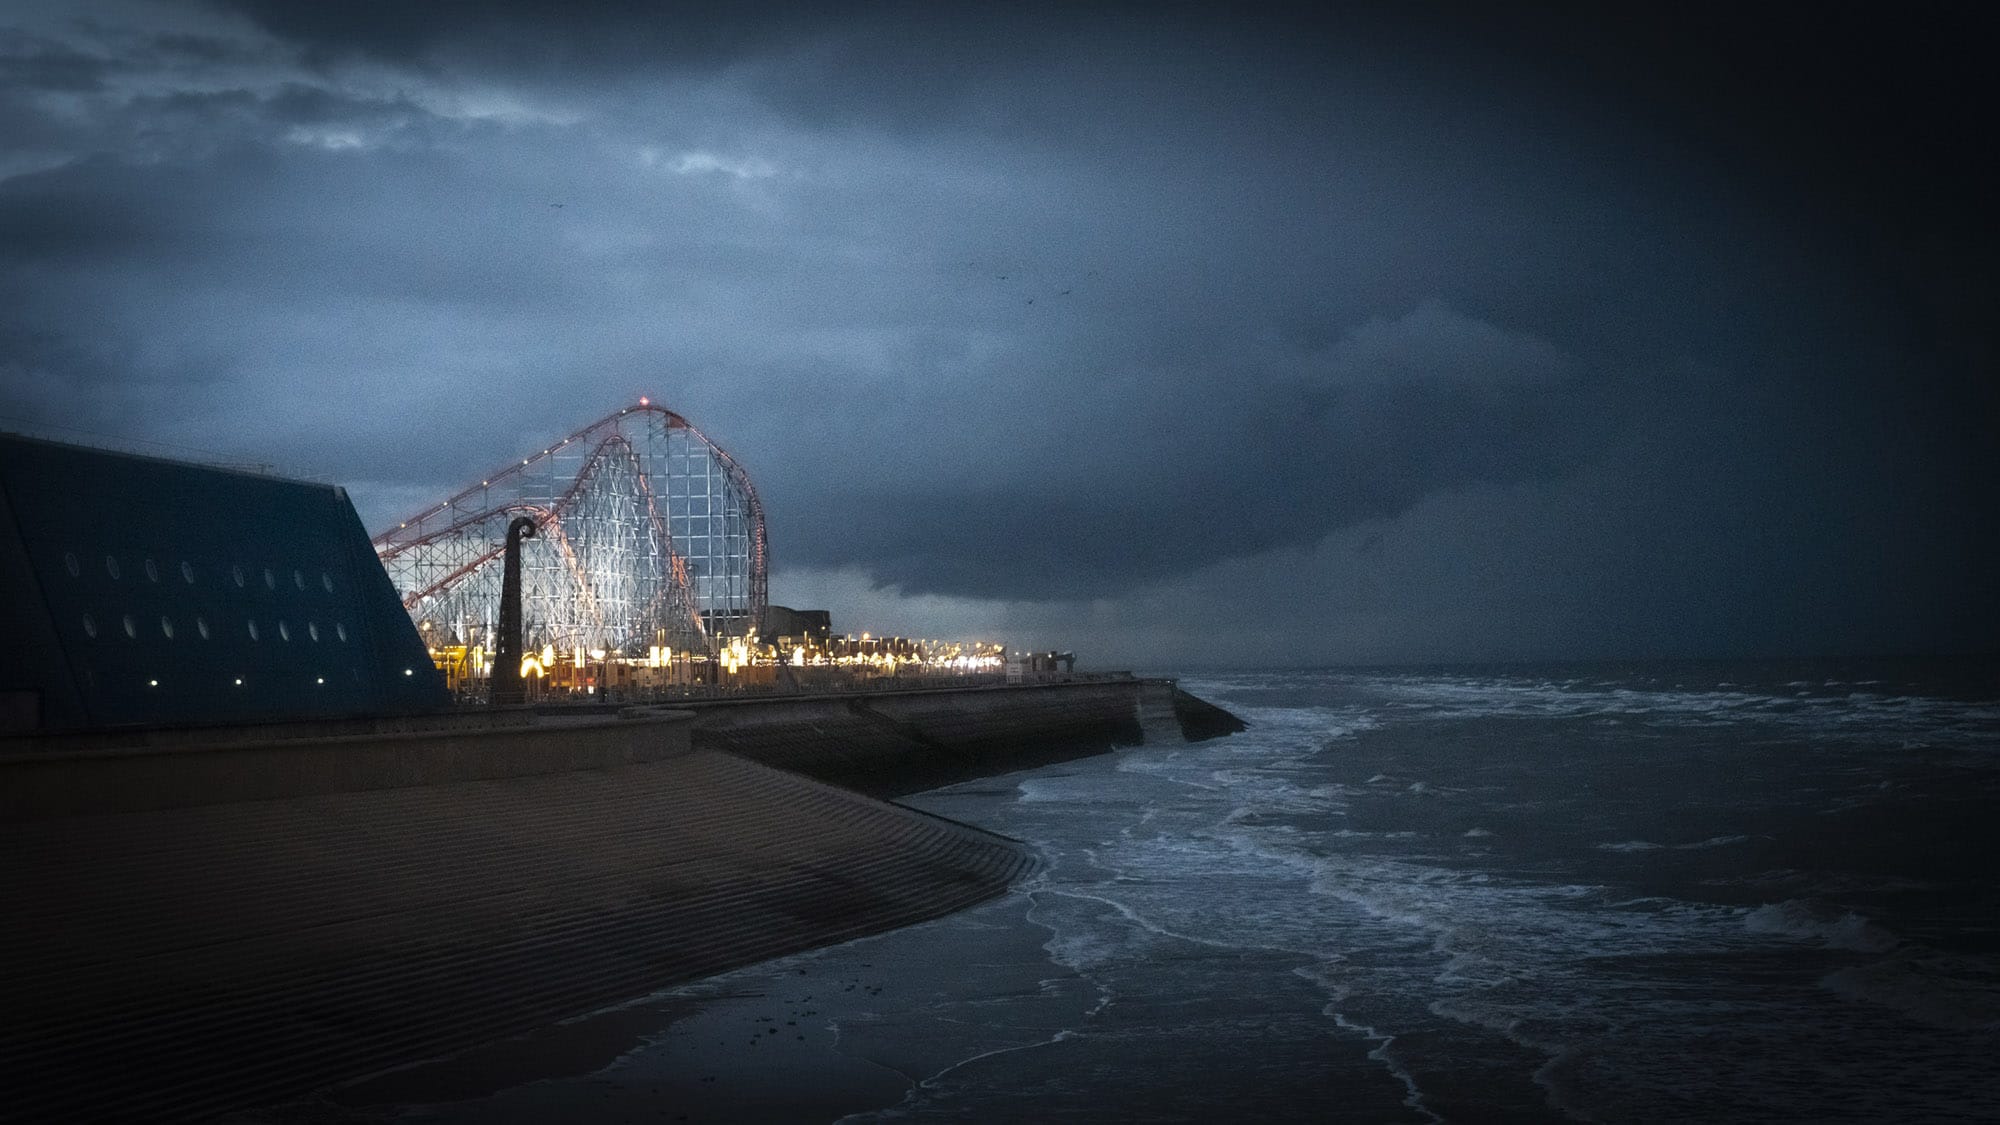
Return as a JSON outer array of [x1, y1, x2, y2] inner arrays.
[[308, 621, 320, 642], [64, 552, 80, 578], [82, 613, 97, 638], [144, 558, 159, 583], [247, 619, 260, 641], [263, 568, 276, 589], [181, 560, 196, 584], [122, 614, 136, 638], [197, 616, 210, 640], [278, 620, 291, 642], [160, 616, 174, 639], [321, 572, 334, 593], [232, 565, 246, 588], [336, 622, 348, 642], [293, 569, 306, 590], [106, 555, 121, 580]]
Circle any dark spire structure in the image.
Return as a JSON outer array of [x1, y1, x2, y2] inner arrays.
[[489, 515, 537, 705]]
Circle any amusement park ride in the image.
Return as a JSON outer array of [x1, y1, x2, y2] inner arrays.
[[371, 401, 768, 691], [373, 400, 1011, 697]]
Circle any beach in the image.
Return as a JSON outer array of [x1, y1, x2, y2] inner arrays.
[[280, 660, 2000, 1124], [303, 872, 1416, 1125]]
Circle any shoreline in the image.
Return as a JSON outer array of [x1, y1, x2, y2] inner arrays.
[[275, 750, 1414, 1124], [265, 889, 1086, 1124]]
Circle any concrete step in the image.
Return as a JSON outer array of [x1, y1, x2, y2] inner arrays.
[[1136, 681, 1188, 746]]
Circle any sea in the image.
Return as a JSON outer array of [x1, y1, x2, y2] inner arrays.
[[392, 660, 2000, 1124]]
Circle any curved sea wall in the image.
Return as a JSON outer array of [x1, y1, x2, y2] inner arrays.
[[684, 678, 1241, 796]]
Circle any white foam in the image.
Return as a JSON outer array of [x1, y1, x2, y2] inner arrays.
[[1293, 971, 1444, 1125], [975, 669, 2000, 1123], [1013, 775, 1116, 803], [1742, 900, 1899, 953], [1673, 834, 1749, 850], [1326, 669, 2000, 752]]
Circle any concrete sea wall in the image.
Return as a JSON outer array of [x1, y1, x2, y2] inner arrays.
[[0, 709, 690, 820], [684, 678, 1191, 795]]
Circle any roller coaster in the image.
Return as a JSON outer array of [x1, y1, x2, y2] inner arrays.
[[372, 401, 767, 657]]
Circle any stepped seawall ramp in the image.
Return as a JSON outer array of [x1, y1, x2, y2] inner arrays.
[[0, 716, 1035, 1123]]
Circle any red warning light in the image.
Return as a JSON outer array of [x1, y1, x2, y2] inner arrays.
[[639, 396, 650, 406]]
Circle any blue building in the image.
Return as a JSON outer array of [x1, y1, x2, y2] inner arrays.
[[0, 434, 446, 732]]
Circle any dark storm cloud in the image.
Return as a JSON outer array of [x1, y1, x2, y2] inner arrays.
[[1, 1, 1992, 659], [813, 301, 1593, 600], [214, 0, 842, 73], [0, 30, 113, 91]]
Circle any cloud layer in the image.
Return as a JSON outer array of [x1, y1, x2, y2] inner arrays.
[[2, 3, 1992, 662]]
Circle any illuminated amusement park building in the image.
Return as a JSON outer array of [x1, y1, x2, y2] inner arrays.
[[371, 401, 767, 677]]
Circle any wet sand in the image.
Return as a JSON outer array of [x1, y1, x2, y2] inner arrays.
[[277, 867, 1395, 1124], [271, 892, 1085, 1124]]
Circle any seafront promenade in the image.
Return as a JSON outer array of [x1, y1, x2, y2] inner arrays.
[[0, 678, 1233, 1122]]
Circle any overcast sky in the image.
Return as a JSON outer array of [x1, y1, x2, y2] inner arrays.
[[2, 1, 1992, 667]]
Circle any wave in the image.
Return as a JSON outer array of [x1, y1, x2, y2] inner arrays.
[[1674, 835, 1749, 849], [1298, 670, 2000, 753], [1821, 951, 2000, 1031], [1596, 835, 1747, 853], [971, 668, 2000, 1124], [1742, 900, 1899, 953]]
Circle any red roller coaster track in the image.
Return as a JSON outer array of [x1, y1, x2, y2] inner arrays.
[[372, 402, 767, 652]]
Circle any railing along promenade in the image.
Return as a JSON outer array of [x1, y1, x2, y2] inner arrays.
[[446, 669, 1131, 708]]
